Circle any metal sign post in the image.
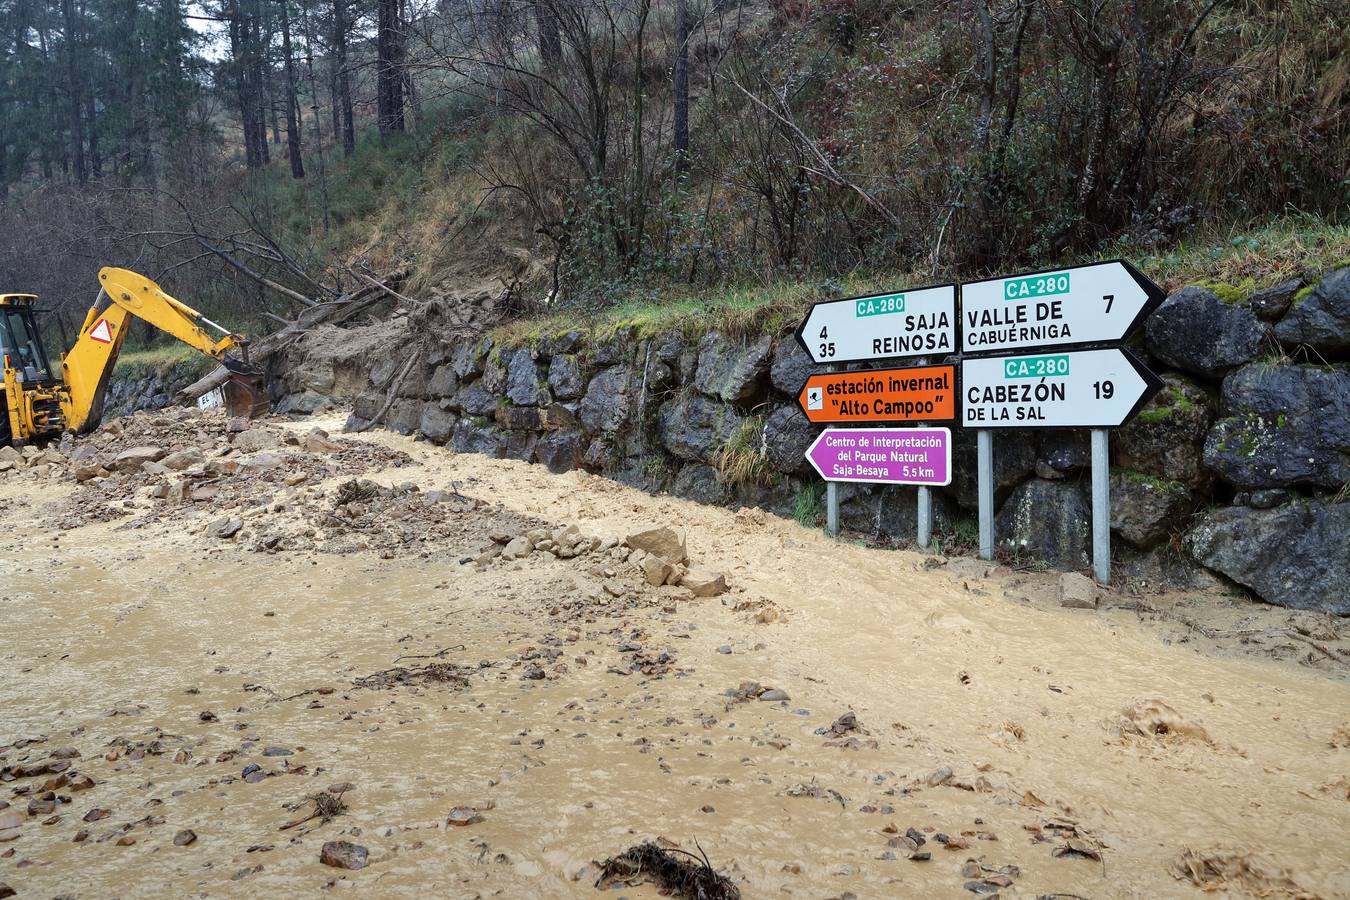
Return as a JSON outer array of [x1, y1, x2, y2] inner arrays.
[[1091, 429, 1110, 584], [977, 429, 994, 561], [917, 483, 932, 550], [826, 481, 840, 537]]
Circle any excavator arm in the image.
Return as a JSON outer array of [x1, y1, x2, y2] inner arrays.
[[59, 267, 256, 433]]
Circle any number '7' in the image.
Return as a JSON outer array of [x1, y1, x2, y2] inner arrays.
[[1104, 294, 1114, 313]]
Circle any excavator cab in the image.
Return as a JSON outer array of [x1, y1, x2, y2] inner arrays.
[[0, 295, 55, 385]]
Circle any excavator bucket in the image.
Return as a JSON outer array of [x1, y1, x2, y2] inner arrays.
[[222, 371, 270, 419]]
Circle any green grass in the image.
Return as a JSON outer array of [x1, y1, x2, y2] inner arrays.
[[493, 213, 1348, 349], [791, 481, 824, 528], [112, 344, 209, 378]]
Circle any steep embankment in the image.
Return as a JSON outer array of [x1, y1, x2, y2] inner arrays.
[[274, 260, 1350, 616]]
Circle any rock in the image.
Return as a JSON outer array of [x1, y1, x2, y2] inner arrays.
[[1203, 363, 1350, 489], [501, 536, 533, 560], [452, 382, 499, 417], [994, 479, 1090, 568], [320, 840, 368, 870], [578, 367, 637, 434], [274, 391, 330, 415], [759, 688, 790, 702], [426, 364, 458, 397], [625, 526, 687, 564], [693, 331, 772, 402], [1274, 267, 1350, 354], [671, 464, 728, 505], [480, 353, 508, 393], [1248, 488, 1289, 509], [547, 355, 587, 401], [419, 405, 456, 443], [658, 394, 744, 462], [451, 420, 507, 458], [113, 445, 166, 471], [1037, 429, 1091, 477], [74, 463, 106, 482], [1114, 373, 1214, 490], [451, 339, 488, 379], [0, 883, 12, 898], [496, 406, 542, 430], [1189, 500, 1350, 614], [1059, 572, 1100, 609], [1109, 471, 1192, 548], [0, 811, 20, 831], [157, 447, 203, 470], [535, 430, 585, 474], [209, 518, 243, 540], [505, 347, 551, 406], [681, 570, 728, 597], [640, 554, 674, 586], [174, 829, 197, 846], [233, 429, 281, 453], [1145, 286, 1265, 378], [384, 398, 423, 435], [769, 336, 819, 394], [226, 416, 249, 433], [1248, 277, 1303, 321], [952, 431, 1036, 509], [762, 406, 817, 475]]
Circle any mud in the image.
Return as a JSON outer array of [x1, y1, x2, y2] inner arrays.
[[1, 411, 1348, 898]]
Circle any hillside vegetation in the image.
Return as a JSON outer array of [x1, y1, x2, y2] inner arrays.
[[1, 0, 1345, 353]]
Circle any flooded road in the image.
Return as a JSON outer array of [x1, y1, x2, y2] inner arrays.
[[1, 411, 1348, 898]]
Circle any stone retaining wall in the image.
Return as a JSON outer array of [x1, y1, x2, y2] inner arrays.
[[340, 267, 1350, 615]]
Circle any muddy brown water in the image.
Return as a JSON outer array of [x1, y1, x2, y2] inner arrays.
[[1, 415, 1348, 898]]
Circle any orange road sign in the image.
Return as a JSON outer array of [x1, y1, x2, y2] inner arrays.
[[798, 364, 957, 424]]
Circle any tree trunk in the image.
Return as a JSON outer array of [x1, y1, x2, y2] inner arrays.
[[280, 0, 305, 178], [535, 0, 561, 67], [375, 0, 405, 135], [59, 0, 87, 185], [333, 0, 355, 155], [673, 0, 689, 173]]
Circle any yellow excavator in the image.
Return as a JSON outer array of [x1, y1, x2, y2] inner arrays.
[[2, 267, 264, 446]]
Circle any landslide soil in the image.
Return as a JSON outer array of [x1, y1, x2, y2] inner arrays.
[[1, 410, 1349, 899]]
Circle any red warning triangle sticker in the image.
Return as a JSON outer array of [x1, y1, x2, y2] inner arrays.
[[89, 319, 113, 344]]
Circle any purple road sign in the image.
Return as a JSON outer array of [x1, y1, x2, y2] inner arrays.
[[805, 427, 952, 486]]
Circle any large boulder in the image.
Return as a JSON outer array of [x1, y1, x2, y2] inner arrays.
[[535, 430, 584, 473], [994, 478, 1091, 568], [419, 404, 456, 443], [452, 382, 500, 417], [1113, 373, 1213, 490], [426, 364, 458, 397], [385, 398, 423, 435], [1109, 470, 1192, 548], [578, 367, 637, 434], [838, 484, 957, 542], [505, 347, 550, 406], [1274, 267, 1350, 355], [1189, 500, 1350, 614], [769, 336, 818, 394], [658, 394, 744, 462], [451, 339, 487, 379], [1202, 363, 1350, 489], [451, 419, 507, 458], [1145, 286, 1265, 378], [762, 406, 817, 475], [480, 353, 508, 393], [671, 463, 729, 504], [693, 332, 772, 402], [547, 355, 587, 401]]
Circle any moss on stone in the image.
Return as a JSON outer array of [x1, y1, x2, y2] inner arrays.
[[1198, 278, 1254, 305]]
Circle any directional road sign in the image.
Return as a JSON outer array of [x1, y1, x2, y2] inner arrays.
[[798, 364, 956, 424], [806, 427, 952, 486], [961, 347, 1162, 428], [960, 259, 1165, 355], [796, 284, 956, 364]]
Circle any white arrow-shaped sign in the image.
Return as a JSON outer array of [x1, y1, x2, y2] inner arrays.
[[961, 347, 1163, 429], [960, 259, 1164, 355], [796, 283, 957, 364]]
